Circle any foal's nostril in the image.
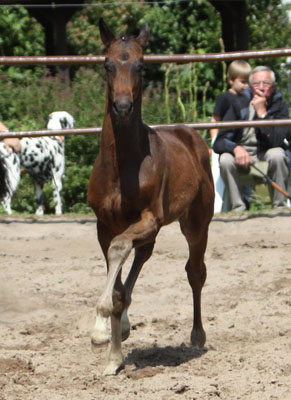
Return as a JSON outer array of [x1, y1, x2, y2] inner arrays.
[[113, 99, 133, 117]]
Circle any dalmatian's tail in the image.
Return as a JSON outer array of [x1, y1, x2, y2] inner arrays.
[[0, 156, 10, 201]]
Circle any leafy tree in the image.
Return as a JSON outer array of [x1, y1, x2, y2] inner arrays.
[[247, 0, 291, 104], [0, 6, 45, 79]]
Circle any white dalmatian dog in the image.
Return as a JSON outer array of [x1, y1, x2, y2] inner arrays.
[[0, 111, 75, 215]]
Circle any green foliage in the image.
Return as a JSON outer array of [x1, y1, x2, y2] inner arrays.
[[9, 174, 36, 214], [70, 67, 106, 129], [0, 7, 44, 56], [62, 163, 93, 213], [247, 0, 291, 104], [247, 0, 291, 52], [0, 6, 45, 80], [0, 72, 70, 130], [67, 0, 146, 56]]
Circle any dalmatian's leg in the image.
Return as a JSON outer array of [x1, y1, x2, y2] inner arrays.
[[51, 146, 65, 215], [0, 150, 20, 215], [35, 182, 44, 216], [2, 193, 13, 215], [52, 167, 63, 215]]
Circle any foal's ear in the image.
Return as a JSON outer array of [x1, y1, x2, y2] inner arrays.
[[137, 23, 150, 48], [99, 18, 115, 47]]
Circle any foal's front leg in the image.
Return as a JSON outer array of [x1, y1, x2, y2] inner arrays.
[[91, 243, 155, 349], [91, 233, 131, 340], [92, 211, 158, 375], [90, 219, 134, 376], [92, 234, 132, 375]]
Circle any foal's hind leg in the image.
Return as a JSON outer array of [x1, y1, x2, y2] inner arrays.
[[180, 220, 209, 349]]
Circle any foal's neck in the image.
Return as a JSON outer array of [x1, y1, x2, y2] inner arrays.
[[102, 97, 147, 162]]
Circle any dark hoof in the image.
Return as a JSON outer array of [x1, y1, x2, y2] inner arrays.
[[191, 328, 206, 349], [122, 328, 130, 342]]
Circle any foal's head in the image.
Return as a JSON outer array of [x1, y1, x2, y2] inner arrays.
[[99, 19, 150, 121]]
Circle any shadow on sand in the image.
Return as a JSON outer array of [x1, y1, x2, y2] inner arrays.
[[125, 342, 208, 370]]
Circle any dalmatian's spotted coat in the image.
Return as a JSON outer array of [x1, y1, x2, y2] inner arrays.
[[0, 111, 74, 215]]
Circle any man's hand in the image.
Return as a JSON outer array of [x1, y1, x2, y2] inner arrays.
[[3, 138, 21, 154], [233, 145, 251, 168], [0, 122, 21, 154], [251, 89, 267, 118]]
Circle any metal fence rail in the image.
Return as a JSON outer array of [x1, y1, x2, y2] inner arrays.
[[0, 48, 290, 65], [1, 119, 290, 140], [0, 47, 290, 139]]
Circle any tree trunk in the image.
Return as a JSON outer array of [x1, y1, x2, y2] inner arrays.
[[26, 3, 82, 81], [210, 0, 248, 52]]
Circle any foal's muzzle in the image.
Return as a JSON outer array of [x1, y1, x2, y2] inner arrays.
[[112, 99, 133, 119]]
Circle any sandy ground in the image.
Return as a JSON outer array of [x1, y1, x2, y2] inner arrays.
[[0, 211, 291, 400]]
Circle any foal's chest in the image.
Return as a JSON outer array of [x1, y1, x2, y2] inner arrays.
[[97, 187, 142, 232]]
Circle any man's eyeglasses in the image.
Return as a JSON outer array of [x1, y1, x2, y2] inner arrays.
[[251, 80, 273, 87]]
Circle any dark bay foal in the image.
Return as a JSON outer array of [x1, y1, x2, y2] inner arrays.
[[88, 19, 214, 375]]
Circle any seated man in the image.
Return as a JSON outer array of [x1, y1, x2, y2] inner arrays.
[[213, 66, 289, 212]]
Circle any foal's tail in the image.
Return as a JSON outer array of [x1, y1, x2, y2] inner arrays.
[[0, 155, 10, 201]]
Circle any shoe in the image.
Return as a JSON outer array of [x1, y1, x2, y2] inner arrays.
[[232, 205, 247, 213]]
